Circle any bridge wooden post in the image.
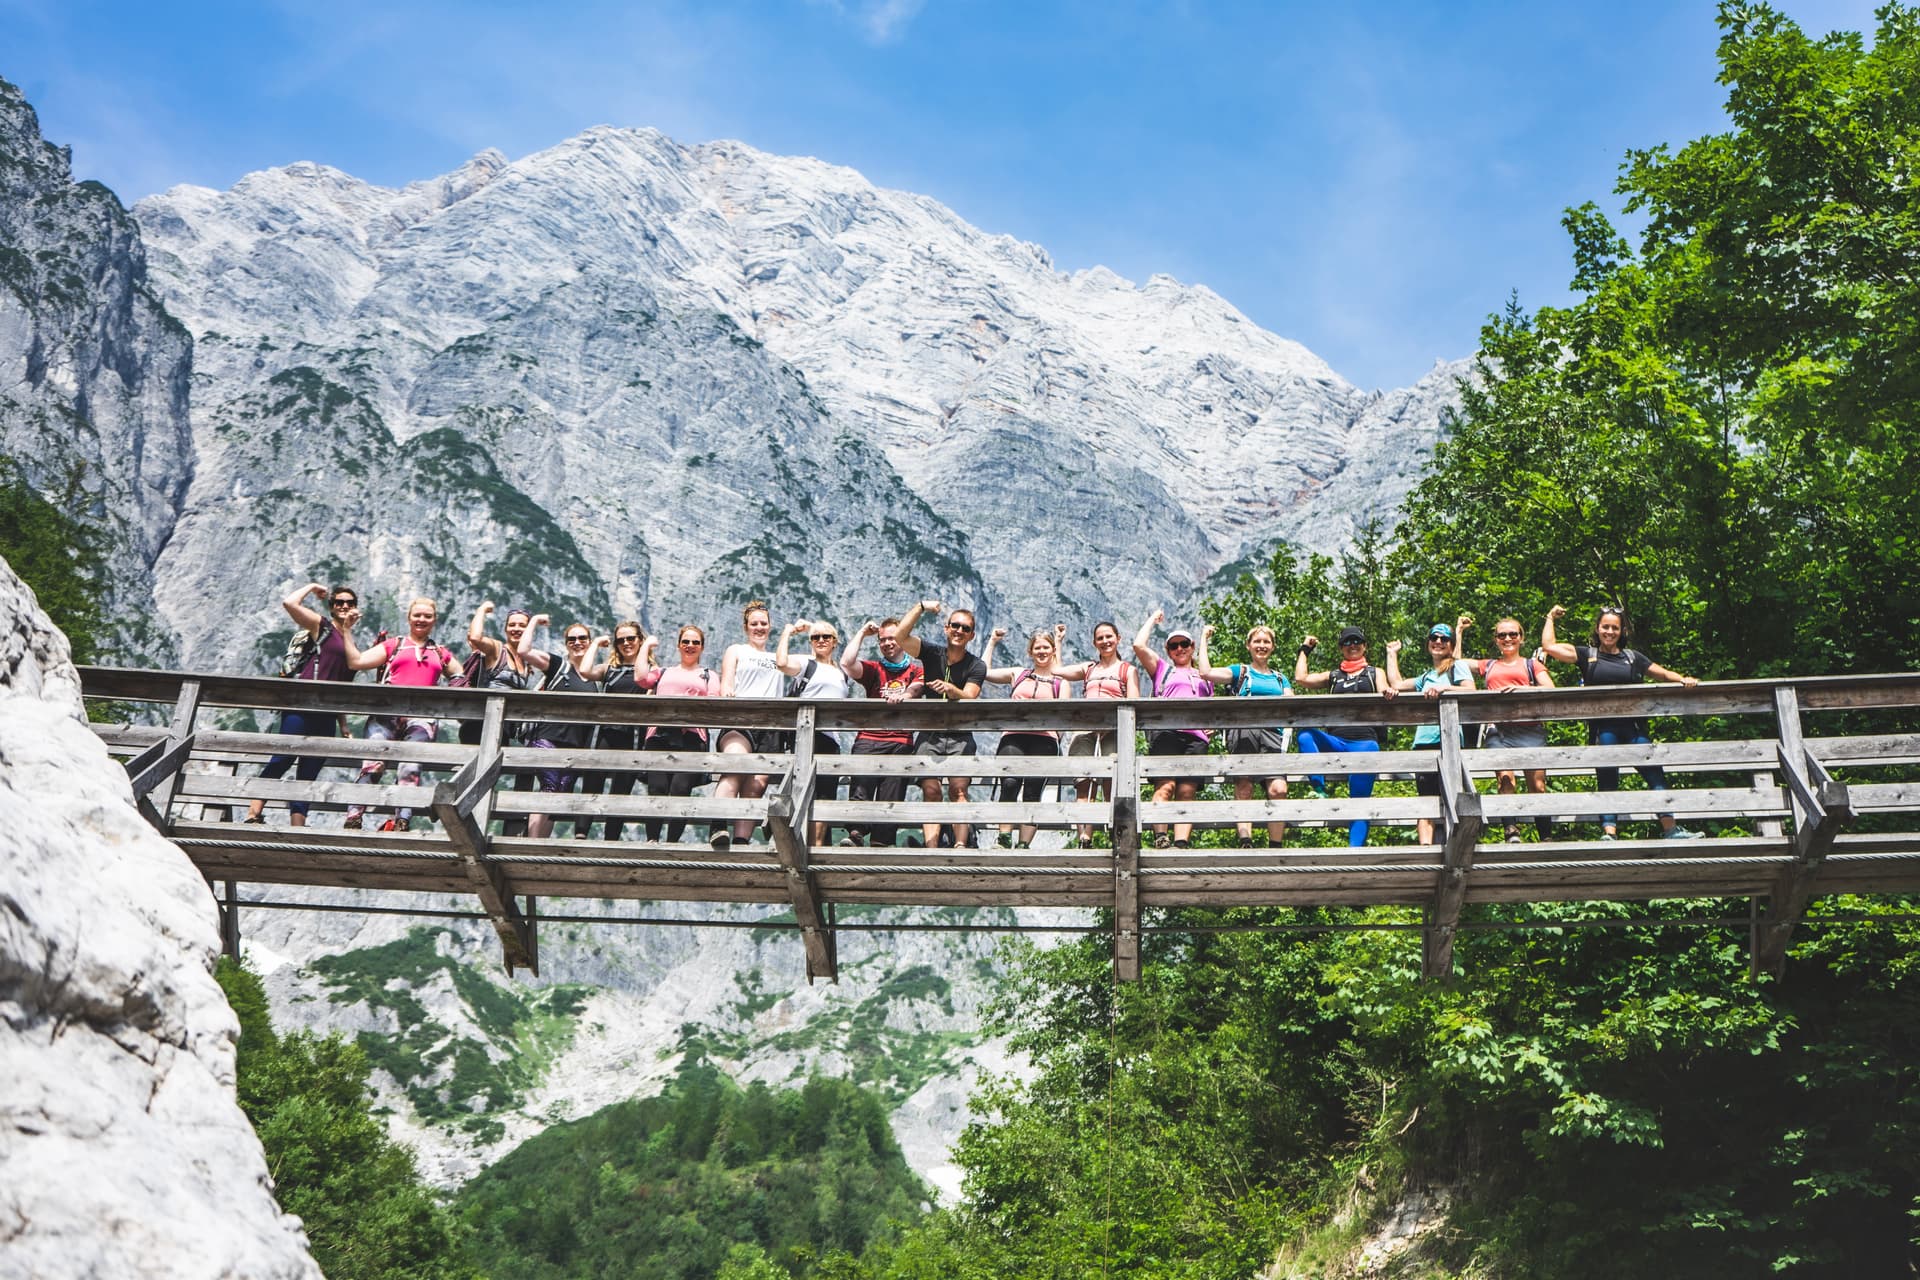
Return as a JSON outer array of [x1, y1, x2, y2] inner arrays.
[[129, 678, 201, 831], [1752, 686, 1855, 978], [1112, 705, 1141, 982], [219, 880, 240, 961], [768, 704, 836, 983], [1424, 698, 1483, 981], [431, 695, 538, 975]]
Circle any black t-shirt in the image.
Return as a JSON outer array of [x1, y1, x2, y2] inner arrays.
[[1326, 663, 1381, 743], [919, 645, 987, 696], [526, 653, 596, 748], [1575, 645, 1656, 735]]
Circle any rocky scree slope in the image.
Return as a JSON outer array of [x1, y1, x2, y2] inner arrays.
[[133, 125, 1462, 668], [0, 552, 322, 1279]]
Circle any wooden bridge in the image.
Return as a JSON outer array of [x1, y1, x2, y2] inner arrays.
[[79, 666, 1920, 982]]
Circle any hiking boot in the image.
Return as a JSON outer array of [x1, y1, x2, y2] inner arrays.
[[997, 831, 1014, 849], [341, 814, 363, 831], [1601, 831, 1618, 841], [1505, 825, 1523, 844], [1152, 832, 1172, 849], [1237, 837, 1254, 849], [710, 830, 732, 852], [1173, 839, 1191, 850], [377, 818, 400, 833]]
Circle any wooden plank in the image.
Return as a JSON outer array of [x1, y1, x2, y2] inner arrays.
[[1426, 697, 1483, 980], [1753, 688, 1857, 977], [767, 704, 836, 982], [177, 773, 447, 812], [489, 793, 767, 820], [429, 700, 537, 975], [1810, 733, 1920, 767], [1847, 783, 1920, 812], [1475, 788, 1789, 820], [814, 755, 1113, 779], [147, 679, 202, 829], [195, 729, 473, 766], [499, 746, 786, 773], [1112, 705, 1141, 982], [124, 734, 197, 800], [814, 801, 1093, 825], [1464, 740, 1778, 772], [1140, 797, 1440, 823], [1138, 749, 1436, 779]]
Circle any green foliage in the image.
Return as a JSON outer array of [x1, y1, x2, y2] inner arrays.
[[213, 958, 483, 1279], [454, 1059, 928, 1279], [0, 459, 105, 662], [1398, 1, 1920, 677], [309, 927, 589, 1136]]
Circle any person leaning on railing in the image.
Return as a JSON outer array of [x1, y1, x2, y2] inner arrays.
[[1454, 613, 1557, 844], [1540, 603, 1704, 841], [896, 599, 987, 850], [981, 624, 1074, 850], [1049, 620, 1139, 849], [838, 618, 925, 848], [339, 597, 458, 832], [1194, 623, 1292, 849], [775, 617, 857, 846], [244, 582, 360, 828], [576, 620, 649, 843], [1383, 623, 1476, 845], [1133, 608, 1212, 850], [635, 625, 716, 845], [1293, 626, 1397, 847]]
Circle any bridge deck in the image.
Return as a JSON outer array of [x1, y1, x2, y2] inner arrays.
[[79, 666, 1920, 981]]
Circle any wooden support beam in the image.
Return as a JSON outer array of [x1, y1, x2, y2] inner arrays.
[[766, 706, 835, 982], [1752, 687, 1856, 978], [220, 880, 240, 960], [430, 704, 537, 975], [1425, 698, 1483, 980], [143, 679, 201, 831], [123, 734, 196, 802], [1112, 706, 1141, 981]]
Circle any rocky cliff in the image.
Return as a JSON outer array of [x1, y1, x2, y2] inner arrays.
[[0, 77, 193, 664], [0, 553, 321, 1278]]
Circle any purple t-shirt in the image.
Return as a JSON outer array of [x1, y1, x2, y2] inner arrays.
[[1150, 656, 1212, 741], [294, 622, 353, 683]]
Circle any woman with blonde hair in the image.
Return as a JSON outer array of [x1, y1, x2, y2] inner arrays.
[[982, 624, 1074, 849], [1195, 622, 1293, 848], [716, 601, 787, 851]]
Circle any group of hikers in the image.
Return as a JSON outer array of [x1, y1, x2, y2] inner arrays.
[[248, 581, 1706, 849]]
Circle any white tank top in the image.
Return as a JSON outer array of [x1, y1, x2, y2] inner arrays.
[[730, 645, 787, 699]]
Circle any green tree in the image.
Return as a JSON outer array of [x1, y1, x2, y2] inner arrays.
[[0, 459, 105, 662], [213, 960, 483, 1280]]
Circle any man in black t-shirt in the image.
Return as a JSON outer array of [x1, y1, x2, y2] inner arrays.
[[896, 598, 987, 849]]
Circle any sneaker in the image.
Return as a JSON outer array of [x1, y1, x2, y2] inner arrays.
[[1665, 826, 1704, 840], [377, 818, 400, 833], [838, 836, 859, 847], [341, 814, 363, 831], [1601, 831, 1617, 841], [1152, 832, 1172, 849], [997, 831, 1013, 849], [1505, 826, 1523, 844], [1237, 837, 1254, 849], [710, 830, 732, 852]]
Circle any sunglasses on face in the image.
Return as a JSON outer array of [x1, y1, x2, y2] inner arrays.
[[1495, 631, 1521, 639], [615, 635, 640, 644], [330, 598, 356, 608], [1167, 640, 1193, 650], [680, 639, 703, 647], [948, 622, 974, 633], [566, 635, 590, 645], [1340, 640, 1365, 647], [810, 635, 837, 643]]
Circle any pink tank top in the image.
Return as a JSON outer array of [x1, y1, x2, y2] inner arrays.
[[1152, 657, 1211, 741], [379, 637, 451, 687], [640, 665, 715, 743], [1082, 661, 1134, 700], [1010, 667, 1070, 740]]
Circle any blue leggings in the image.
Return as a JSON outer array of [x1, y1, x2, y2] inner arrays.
[[1295, 729, 1380, 846], [259, 709, 337, 816], [1592, 724, 1666, 829]]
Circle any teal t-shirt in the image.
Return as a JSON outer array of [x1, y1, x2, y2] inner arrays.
[[1229, 664, 1291, 697], [1411, 660, 1473, 746]]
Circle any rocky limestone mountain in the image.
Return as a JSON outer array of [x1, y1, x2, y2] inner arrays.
[[0, 77, 192, 663], [130, 124, 1463, 665], [0, 553, 321, 1279]]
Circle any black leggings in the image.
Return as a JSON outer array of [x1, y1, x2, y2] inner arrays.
[[996, 732, 1060, 804], [581, 726, 641, 841], [643, 728, 706, 842]]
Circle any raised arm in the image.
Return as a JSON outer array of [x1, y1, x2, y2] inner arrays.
[[1194, 624, 1234, 685], [580, 634, 613, 681], [468, 601, 503, 663], [1540, 605, 1577, 663], [842, 621, 877, 680], [282, 582, 328, 634], [981, 627, 1020, 683], [637, 635, 660, 672], [1293, 635, 1330, 690], [772, 620, 808, 676], [895, 598, 938, 658], [1383, 639, 1413, 691], [1132, 609, 1162, 672], [340, 626, 388, 673], [1453, 614, 1477, 663], [518, 613, 554, 673]]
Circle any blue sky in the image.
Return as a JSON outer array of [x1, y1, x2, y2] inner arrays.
[[0, 0, 1885, 389]]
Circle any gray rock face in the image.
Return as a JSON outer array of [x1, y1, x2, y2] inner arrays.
[[0, 554, 322, 1279], [0, 78, 194, 664], [132, 125, 1460, 664]]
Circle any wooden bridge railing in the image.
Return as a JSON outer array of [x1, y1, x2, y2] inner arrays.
[[77, 666, 1920, 982]]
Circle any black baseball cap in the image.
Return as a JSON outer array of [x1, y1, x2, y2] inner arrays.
[[1337, 626, 1365, 645]]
